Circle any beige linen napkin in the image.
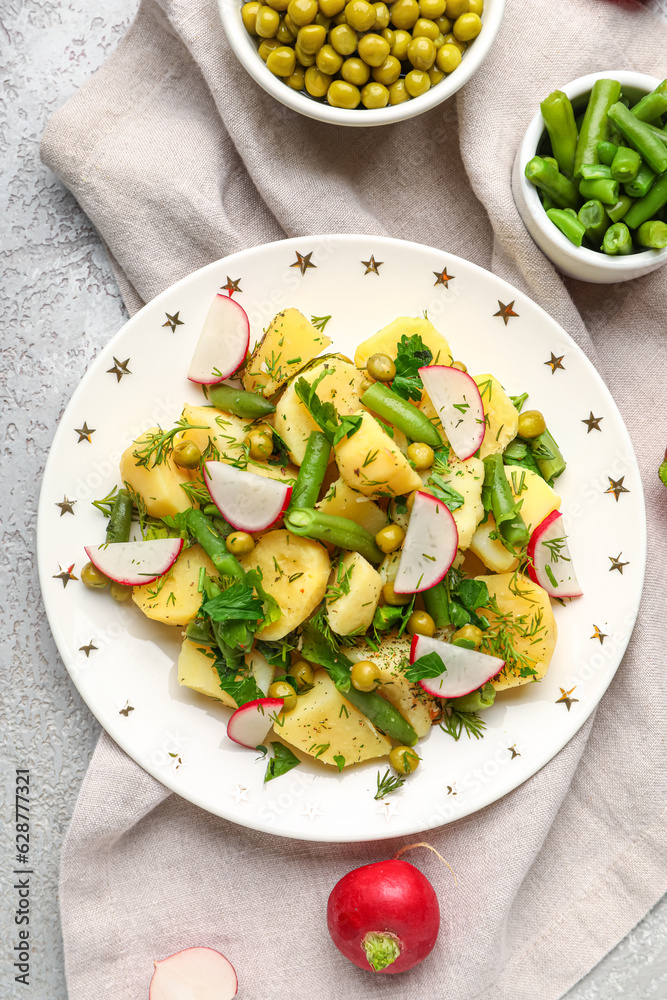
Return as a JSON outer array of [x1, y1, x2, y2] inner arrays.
[[41, 0, 667, 997]]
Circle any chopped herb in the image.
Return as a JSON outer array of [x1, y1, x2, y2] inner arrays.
[[391, 334, 433, 401], [91, 485, 119, 517], [310, 314, 332, 333], [427, 472, 465, 512], [404, 651, 445, 682], [510, 392, 529, 413], [264, 742, 301, 782], [286, 357, 302, 365], [295, 372, 362, 446], [310, 743, 330, 759], [132, 419, 209, 469], [333, 754, 345, 772], [440, 708, 486, 741], [374, 768, 405, 799], [339, 703, 349, 719], [288, 572, 304, 583]]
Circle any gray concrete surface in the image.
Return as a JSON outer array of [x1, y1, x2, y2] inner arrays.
[[0, 1, 665, 997]]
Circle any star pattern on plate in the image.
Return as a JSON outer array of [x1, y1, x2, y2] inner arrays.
[[556, 686, 579, 711], [545, 352, 565, 374], [376, 799, 400, 822], [494, 300, 519, 325], [229, 784, 249, 805], [163, 311, 184, 333], [582, 412, 603, 433], [591, 625, 608, 645], [605, 476, 630, 501], [302, 801, 323, 822], [290, 251, 316, 276], [55, 495, 76, 516], [53, 563, 77, 587], [609, 552, 629, 574], [74, 422, 95, 443], [79, 640, 97, 658], [361, 255, 383, 275], [433, 266, 454, 287], [508, 745, 521, 759], [107, 357, 131, 382], [119, 702, 135, 717], [221, 276, 242, 296]]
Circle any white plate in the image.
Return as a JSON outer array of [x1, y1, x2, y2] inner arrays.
[[38, 235, 646, 843]]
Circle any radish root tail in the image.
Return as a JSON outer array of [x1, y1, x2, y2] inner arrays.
[[393, 842, 458, 886]]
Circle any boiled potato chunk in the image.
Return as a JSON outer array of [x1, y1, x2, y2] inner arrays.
[[469, 515, 519, 573], [178, 404, 249, 463], [276, 670, 391, 767], [334, 411, 423, 497], [473, 375, 518, 459], [504, 465, 561, 533], [246, 461, 299, 486], [120, 428, 192, 518], [422, 452, 484, 551], [132, 544, 216, 627], [178, 639, 236, 708], [476, 573, 557, 691], [327, 552, 382, 636], [354, 316, 453, 370], [378, 549, 402, 584], [317, 477, 387, 535], [345, 635, 436, 738], [240, 529, 330, 640], [178, 640, 274, 707], [243, 308, 332, 396], [275, 358, 366, 465]]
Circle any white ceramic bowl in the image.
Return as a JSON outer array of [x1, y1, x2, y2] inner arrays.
[[219, 0, 505, 127], [513, 70, 667, 283]]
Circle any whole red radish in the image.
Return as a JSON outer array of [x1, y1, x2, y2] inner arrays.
[[327, 847, 443, 974]]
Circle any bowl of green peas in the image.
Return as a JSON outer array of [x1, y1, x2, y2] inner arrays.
[[219, 0, 504, 125], [513, 71, 667, 283]]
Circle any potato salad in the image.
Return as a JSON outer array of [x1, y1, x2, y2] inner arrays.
[[82, 298, 581, 787]]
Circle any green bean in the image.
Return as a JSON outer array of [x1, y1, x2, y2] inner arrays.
[[580, 163, 613, 180], [361, 382, 442, 448], [574, 79, 621, 177], [106, 489, 133, 543], [643, 122, 667, 146], [624, 172, 667, 229], [203, 502, 221, 518], [624, 163, 656, 199], [540, 191, 555, 212], [530, 428, 566, 483], [289, 431, 330, 510], [422, 582, 451, 629], [578, 200, 610, 245], [344, 685, 418, 746], [631, 79, 667, 123], [579, 177, 620, 206], [637, 220, 667, 248], [525, 156, 581, 210], [285, 507, 383, 563], [546, 208, 586, 247], [607, 194, 634, 222], [540, 90, 578, 177], [607, 102, 667, 175], [610, 146, 641, 184], [208, 383, 276, 419], [448, 682, 496, 714], [185, 509, 246, 582], [603, 222, 633, 256], [482, 454, 530, 551], [597, 140, 618, 166]]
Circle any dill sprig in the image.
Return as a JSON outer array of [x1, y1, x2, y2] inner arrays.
[[480, 593, 545, 678], [374, 769, 405, 800], [440, 707, 486, 741], [132, 418, 208, 469], [310, 314, 332, 333], [91, 485, 119, 517]]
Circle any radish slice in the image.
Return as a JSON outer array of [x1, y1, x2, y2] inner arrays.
[[227, 697, 285, 749], [149, 947, 238, 1000], [418, 365, 485, 461], [83, 538, 183, 586], [204, 462, 292, 532], [188, 294, 250, 385], [527, 510, 583, 598], [410, 634, 504, 699], [393, 491, 458, 594]]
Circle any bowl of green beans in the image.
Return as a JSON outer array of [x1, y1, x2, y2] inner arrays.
[[219, 0, 505, 126], [513, 71, 667, 283]]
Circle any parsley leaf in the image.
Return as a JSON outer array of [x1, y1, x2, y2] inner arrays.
[[391, 334, 433, 401], [333, 754, 345, 772], [301, 621, 353, 691], [295, 371, 362, 446], [264, 742, 301, 782], [203, 584, 264, 624], [404, 650, 445, 682], [427, 472, 465, 512], [213, 660, 265, 707]]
